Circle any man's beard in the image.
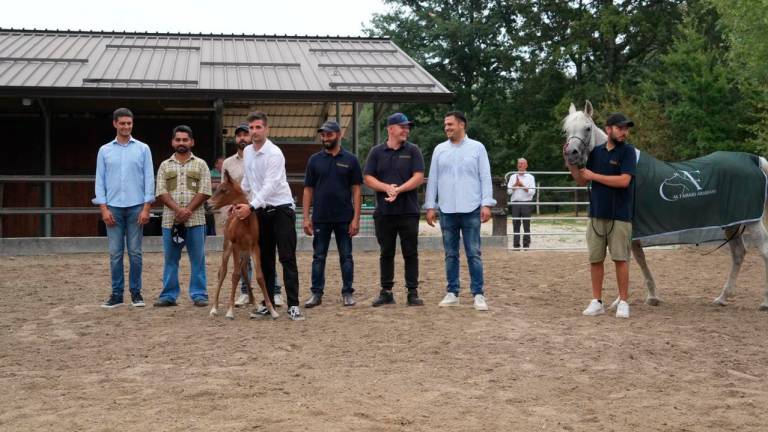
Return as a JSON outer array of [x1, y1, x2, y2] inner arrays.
[[610, 133, 625, 146], [236, 141, 248, 150], [175, 146, 190, 153], [322, 140, 338, 150]]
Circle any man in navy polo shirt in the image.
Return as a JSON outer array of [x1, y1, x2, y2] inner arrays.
[[567, 112, 637, 319], [302, 120, 363, 308], [363, 112, 425, 307]]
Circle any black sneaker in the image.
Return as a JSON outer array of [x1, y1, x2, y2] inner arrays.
[[304, 294, 322, 308], [153, 298, 178, 307], [249, 304, 269, 319], [407, 290, 424, 306], [372, 290, 395, 307], [101, 295, 124, 309], [193, 299, 208, 307], [131, 292, 145, 307]]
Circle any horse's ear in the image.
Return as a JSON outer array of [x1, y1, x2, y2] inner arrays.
[[222, 169, 231, 184], [569, 103, 576, 114], [584, 101, 593, 117]]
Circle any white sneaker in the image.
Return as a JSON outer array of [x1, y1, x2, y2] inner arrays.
[[616, 300, 630, 318], [473, 294, 489, 311], [582, 299, 605, 316], [235, 293, 249, 306], [274, 293, 284, 307], [438, 292, 459, 307]]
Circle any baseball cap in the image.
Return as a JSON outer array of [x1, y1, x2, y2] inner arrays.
[[317, 120, 341, 133], [234, 123, 249, 135], [386, 112, 415, 127], [606, 113, 635, 127]]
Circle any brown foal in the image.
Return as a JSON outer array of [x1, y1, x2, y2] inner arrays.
[[208, 171, 278, 320]]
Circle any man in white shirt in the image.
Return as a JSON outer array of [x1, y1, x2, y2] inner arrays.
[[507, 158, 536, 249], [232, 111, 304, 321], [223, 123, 283, 308]]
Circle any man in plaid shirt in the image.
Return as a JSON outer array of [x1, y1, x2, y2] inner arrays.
[[154, 125, 212, 307]]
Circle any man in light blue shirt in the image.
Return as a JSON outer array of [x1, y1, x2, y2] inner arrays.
[[424, 111, 496, 311], [93, 108, 155, 309]]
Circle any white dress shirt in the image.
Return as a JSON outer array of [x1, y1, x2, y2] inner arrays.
[[507, 172, 536, 202], [241, 139, 294, 209]]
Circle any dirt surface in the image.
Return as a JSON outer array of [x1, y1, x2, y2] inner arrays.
[[2, 247, 768, 431]]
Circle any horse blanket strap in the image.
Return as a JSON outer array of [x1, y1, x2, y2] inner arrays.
[[633, 151, 766, 246]]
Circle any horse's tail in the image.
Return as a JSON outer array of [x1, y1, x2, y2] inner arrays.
[[760, 156, 768, 224]]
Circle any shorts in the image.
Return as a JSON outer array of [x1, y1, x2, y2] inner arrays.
[[586, 218, 632, 263]]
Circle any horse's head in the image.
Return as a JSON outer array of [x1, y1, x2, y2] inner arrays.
[[209, 170, 248, 209], [562, 101, 607, 167]]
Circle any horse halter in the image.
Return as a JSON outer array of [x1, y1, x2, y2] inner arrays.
[[565, 134, 589, 167]]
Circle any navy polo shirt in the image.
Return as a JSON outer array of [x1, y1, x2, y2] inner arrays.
[[363, 141, 425, 216], [586, 142, 637, 222], [304, 148, 363, 223]]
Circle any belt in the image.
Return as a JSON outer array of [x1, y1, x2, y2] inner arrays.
[[263, 204, 293, 211]]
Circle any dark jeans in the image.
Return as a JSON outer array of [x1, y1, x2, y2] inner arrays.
[[311, 222, 354, 295], [257, 205, 300, 307], [510, 203, 533, 248], [374, 214, 419, 291]]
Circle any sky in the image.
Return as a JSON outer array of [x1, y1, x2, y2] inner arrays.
[[0, 0, 389, 37]]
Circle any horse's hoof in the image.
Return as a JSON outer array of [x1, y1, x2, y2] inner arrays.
[[713, 298, 727, 307], [225, 314, 235, 320], [646, 298, 660, 307], [209, 309, 218, 317], [270, 312, 280, 320], [758, 304, 768, 311]]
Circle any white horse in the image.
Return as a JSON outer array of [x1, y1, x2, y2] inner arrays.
[[563, 101, 768, 310]]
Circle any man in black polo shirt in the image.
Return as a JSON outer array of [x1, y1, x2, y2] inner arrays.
[[567, 112, 637, 319], [363, 112, 425, 307], [302, 121, 363, 308]]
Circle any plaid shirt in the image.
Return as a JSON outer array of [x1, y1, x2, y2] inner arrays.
[[155, 153, 212, 228]]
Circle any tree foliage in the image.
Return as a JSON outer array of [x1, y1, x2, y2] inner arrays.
[[363, 0, 764, 175]]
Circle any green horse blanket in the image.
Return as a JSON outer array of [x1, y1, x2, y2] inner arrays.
[[632, 151, 766, 246]]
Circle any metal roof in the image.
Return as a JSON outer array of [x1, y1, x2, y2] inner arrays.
[[0, 29, 452, 103]]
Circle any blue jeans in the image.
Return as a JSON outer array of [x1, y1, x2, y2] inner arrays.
[[106, 204, 144, 299], [160, 225, 208, 301], [440, 208, 484, 295], [311, 222, 354, 295]]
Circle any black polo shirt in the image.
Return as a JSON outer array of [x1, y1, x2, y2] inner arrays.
[[363, 141, 425, 216], [304, 148, 363, 223], [586, 142, 637, 222]]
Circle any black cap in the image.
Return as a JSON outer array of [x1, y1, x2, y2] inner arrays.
[[606, 113, 634, 127], [386, 112, 415, 127], [317, 120, 341, 133], [234, 123, 249, 135]]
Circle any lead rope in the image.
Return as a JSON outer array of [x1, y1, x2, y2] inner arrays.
[[700, 224, 746, 255]]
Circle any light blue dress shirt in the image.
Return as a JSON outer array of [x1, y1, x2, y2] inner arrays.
[[92, 137, 155, 207], [424, 135, 497, 213]]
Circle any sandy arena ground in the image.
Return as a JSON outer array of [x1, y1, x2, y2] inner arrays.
[[1, 246, 768, 431]]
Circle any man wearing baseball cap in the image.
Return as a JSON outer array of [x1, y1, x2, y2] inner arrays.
[[363, 112, 425, 307], [567, 112, 637, 319], [302, 120, 363, 308]]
